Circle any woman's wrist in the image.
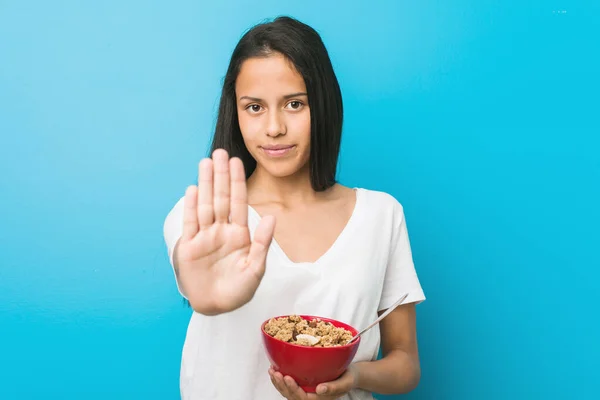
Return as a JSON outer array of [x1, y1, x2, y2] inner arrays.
[[346, 351, 420, 394], [347, 361, 367, 390]]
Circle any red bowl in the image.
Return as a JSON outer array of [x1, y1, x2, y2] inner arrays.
[[261, 315, 361, 393]]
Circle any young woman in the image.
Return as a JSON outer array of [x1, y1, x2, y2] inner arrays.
[[163, 16, 426, 400]]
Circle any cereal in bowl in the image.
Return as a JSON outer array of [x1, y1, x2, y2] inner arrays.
[[264, 315, 353, 347]]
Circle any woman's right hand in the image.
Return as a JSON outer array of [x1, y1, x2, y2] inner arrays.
[[174, 149, 276, 315]]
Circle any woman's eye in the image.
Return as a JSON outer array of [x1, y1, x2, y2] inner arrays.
[[248, 104, 262, 113], [287, 101, 303, 110]]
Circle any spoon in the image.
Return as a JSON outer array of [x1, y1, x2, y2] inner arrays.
[[346, 292, 409, 344], [295, 293, 410, 346]]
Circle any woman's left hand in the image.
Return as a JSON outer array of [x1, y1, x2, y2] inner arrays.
[[268, 365, 358, 399]]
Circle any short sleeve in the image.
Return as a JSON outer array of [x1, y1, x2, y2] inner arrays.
[[378, 200, 426, 311], [163, 196, 187, 298]]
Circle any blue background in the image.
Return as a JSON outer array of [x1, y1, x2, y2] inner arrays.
[[1, 1, 598, 399]]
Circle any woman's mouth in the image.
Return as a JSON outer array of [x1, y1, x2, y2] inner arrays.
[[260, 145, 296, 157]]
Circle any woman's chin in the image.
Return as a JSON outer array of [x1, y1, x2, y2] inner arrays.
[[259, 160, 309, 179]]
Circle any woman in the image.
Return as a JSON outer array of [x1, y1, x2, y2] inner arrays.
[[163, 16, 426, 400]]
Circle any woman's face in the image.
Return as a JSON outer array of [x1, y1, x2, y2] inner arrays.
[[235, 52, 311, 178]]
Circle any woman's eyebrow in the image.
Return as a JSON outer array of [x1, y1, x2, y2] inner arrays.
[[283, 92, 307, 99], [239, 92, 308, 102]]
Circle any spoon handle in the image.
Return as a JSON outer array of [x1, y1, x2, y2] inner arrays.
[[348, 293, 409, 343]]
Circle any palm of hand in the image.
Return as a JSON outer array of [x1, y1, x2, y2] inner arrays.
[[175, 149, 276, 315]]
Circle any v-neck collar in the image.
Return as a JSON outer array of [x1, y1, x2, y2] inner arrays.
[[247, 188, 363, 267]]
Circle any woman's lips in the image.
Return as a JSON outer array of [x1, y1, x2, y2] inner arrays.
[[260, 145, 296, 157]]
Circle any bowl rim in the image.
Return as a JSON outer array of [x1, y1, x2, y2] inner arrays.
[[261, 314, 361, 349]]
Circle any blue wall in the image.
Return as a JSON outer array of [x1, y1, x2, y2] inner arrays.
[[1, 1, 598, 399]]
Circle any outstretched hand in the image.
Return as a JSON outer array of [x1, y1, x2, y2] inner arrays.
[[175, 149, 276, 315]]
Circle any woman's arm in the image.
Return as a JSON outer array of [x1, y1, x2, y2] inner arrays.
[[352, 303, 421, 394]]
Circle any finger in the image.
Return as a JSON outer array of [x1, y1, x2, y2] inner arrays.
[[272, 371, 291, 398], [269, 374, 284, 396], [212, 149, 230, 223], [197, 158, 214, 229], [229, 157, 247, 227], [315, 383, 329, 396], [315, 370, 353, 397], [247, 215, 276, 277], [182, 186, 199, 240], [315, 383, 339, 397], [284, 376, 306, 399]]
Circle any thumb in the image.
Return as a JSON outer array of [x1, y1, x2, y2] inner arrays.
[[247, 215, 276, 276], [315, 368, 355, 397], [315, 382, 343, 397]]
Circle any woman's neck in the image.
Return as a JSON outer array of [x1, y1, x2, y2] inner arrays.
[[247, 165, 330, 208]]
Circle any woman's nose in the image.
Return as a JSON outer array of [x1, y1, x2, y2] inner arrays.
[[265, 110, 286, 137]]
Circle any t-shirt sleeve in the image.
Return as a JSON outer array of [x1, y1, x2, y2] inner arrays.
[[378, 199, 426, 311], [163, 196, 187, 299]]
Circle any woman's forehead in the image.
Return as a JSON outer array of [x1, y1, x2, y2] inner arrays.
[[236, 54, 306, 98]]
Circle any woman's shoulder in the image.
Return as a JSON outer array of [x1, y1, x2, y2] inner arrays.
[[354, 186, 405, 214]]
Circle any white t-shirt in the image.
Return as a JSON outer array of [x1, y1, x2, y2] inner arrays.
[[163, 187, 426, 400]]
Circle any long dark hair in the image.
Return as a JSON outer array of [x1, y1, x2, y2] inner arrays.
[[209, 16, 343, 191]]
